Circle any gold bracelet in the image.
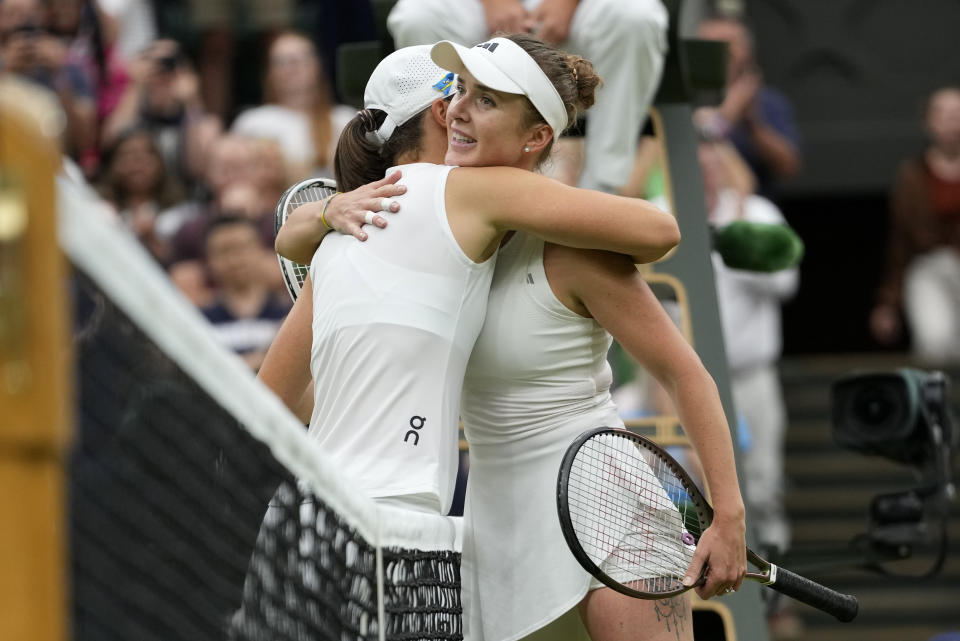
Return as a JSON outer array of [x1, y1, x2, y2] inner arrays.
[[320, 192, 341, 230]]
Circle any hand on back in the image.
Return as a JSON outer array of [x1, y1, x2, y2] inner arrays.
[[321, 171, 406, 241]]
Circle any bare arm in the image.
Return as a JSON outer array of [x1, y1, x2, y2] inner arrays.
[[257, 281, 315, 423], [550, 246, 746, 599], [275, 171, 407, 263], [278, 167, 680, 266], [447, 166, 680, 264]]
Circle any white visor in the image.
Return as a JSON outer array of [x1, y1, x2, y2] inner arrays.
[[364, 45, 456, 146], [430, 37, 569, 136]]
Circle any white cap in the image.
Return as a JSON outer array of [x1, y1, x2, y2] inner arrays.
[[364, 45, 456, 146], [430, 37, 568, 136]]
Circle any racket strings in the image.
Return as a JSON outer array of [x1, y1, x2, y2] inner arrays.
[[567, 434, 697, 595], [276, 181, 338, 301]]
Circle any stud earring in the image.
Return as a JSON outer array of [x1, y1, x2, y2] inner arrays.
[[524, 146, 530, 153]]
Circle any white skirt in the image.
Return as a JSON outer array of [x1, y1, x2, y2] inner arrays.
[[461, 409, 622, 641]]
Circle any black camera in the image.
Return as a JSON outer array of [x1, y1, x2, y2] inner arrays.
[[830, 369, 956, 578], [831, 369, 955, 467]]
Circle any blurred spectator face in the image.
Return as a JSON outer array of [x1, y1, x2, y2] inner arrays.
[[266, 33, 320, 100], [206, 134, 257, 195], [249, 138, 289, 197], [205, 220, 262, 289], [698, 18, 754, 79], [46, 0, 82, 37], [139, 39, 187, 113], [218, 182, 263, 219], [926, 88, 960, 152], [110, 131, 165, 197], [0, 0, 41, 34], [0, 0, 56, 75]]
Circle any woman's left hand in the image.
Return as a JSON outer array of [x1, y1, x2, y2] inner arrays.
[[324, 171, 406, 241], [682, 514, 747, 600]]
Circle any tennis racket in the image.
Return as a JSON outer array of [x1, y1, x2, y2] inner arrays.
[[273, 177, 338, 302], [556, 427, 859, 622]]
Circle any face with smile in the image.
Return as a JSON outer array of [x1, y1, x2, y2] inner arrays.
[[444, 70, 550, 169]]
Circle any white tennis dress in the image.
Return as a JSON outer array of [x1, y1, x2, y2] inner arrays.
[[460, 232, 624, 641], [307, 163, 495, 515]]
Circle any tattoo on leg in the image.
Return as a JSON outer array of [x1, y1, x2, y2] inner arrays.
[[654, 597, 690, 641]]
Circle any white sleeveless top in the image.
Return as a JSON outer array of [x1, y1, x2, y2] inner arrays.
[[461, 232, 623, 641], [307, 163, 495, 514]]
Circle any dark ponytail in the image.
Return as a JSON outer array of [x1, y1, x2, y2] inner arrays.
[[334, 108, 427, 191]]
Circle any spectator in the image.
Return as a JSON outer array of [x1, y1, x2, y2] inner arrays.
[[102, 38, 221, 193], [695, 14, 801, 199], [167, 133, 285, 306], [47, 0, 131, 174], [386, 0, 669, 194], [872, 86, 960, 365], [200, 215, 290, 372], [188, 0, 293, 122], [231, 31, 355, 180], [0, 0, 97, 162], [48, 0, 128, 115], [702, 140, 799, 555], [95, 126, 186, 265]]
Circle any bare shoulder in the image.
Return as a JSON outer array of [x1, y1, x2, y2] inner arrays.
[[544, 244, 641, 315]]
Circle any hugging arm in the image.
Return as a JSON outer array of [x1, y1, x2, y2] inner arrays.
[[276, 167, 681, 266], [448, 166, 680, 263], [553, 247, 746, 600], [275, 171, 407, 264]]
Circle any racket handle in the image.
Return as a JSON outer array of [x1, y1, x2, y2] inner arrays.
[[769, 565, 859, 622]]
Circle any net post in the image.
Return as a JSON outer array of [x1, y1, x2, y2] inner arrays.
[[0, 77, 71, 641]]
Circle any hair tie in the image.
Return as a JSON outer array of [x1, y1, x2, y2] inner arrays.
[[358, 109, 378, 131]]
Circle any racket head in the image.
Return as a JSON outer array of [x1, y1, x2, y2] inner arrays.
[[274, 177, 338, 302], [556, 427, 714, 599]]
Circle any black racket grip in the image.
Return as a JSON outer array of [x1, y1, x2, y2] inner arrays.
[[770, 566, 859, 622]]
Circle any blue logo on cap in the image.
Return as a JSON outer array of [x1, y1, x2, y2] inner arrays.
[[476, 41, 499, 53], [433, 71, 455, 96]]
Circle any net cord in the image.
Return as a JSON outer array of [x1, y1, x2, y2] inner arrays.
[[56, 170, 462, 556]]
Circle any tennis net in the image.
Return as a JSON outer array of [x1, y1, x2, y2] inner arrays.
[[59, 173, 463, 641]]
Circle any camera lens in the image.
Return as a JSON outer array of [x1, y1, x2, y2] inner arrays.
[[852, 384, 898, 427], [835, 376, 911, 443]]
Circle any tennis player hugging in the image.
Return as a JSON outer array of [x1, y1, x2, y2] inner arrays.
[[263, 34, 747, 641]]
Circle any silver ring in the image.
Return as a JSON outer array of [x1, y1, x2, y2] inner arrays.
[[723, 587, 735, 595], [379, 198, 393, 212], [364, 211, 376, 225]]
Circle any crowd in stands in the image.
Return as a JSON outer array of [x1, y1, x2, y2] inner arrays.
[[0, 0, 367, 366], [5, 2, 958, 640], [7, 0, 955, 375]]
